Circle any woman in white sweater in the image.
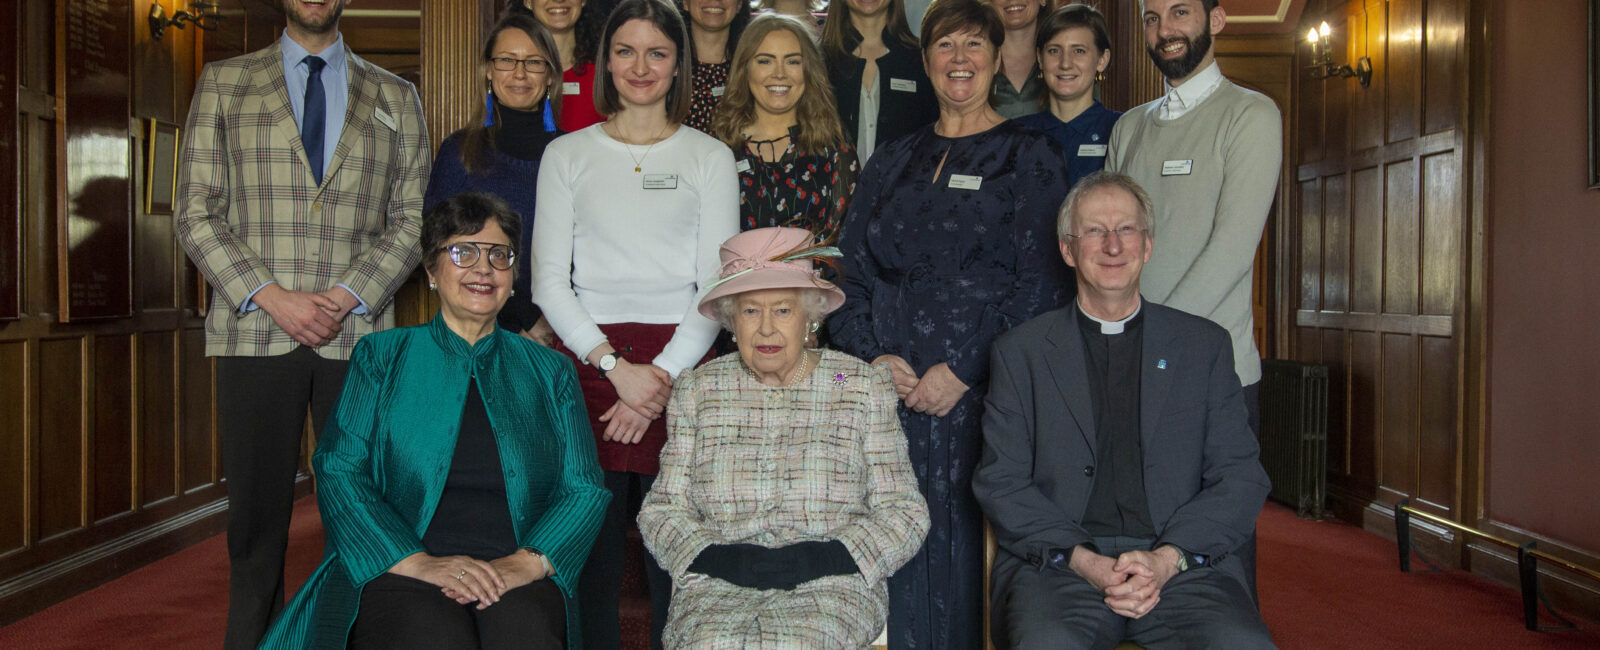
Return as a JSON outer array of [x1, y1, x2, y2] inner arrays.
[[531, 0, 738, 647]]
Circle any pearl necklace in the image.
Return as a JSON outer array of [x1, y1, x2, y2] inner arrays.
[[749, 350, 814, 387]]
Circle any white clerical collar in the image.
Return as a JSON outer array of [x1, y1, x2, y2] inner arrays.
[[1077, 300, 1142, 335]]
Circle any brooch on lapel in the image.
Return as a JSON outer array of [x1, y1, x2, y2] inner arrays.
[[832, 372, 848, 387]]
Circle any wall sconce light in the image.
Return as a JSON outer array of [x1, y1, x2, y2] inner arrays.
[[149, 1, 223, 41], [1305, 21, 1372, 87]]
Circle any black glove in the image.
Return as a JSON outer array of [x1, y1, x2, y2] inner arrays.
[[688, 541, 860, 591]]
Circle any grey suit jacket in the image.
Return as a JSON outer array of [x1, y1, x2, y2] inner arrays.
[[176, 40, 430, 360], [973, 300, 1270, 587]]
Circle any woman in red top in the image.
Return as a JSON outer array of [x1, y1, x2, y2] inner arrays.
[[523, 0, 608, 130]]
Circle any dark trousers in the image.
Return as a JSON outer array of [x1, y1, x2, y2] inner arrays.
[[216, 347, 348, 650], [579, 470, 672, 650], [1004, 537, 1274, 650], [1241, 381, 1261, 603], [348, 573, 566, 649]]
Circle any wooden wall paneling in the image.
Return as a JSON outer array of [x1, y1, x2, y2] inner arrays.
[[1298, 179, 1322, 309], [1417, 334, 1456, 512], [1349, 166, 1382, 313], [0, 341, 24, 555], [91, 334, 134, 524], [1320, 327, 1349, 474], [36, 337, 85, 542], [1379, 332, 1417, 496], [1385, 0, 1421, 143], [179, 328, 214, 493], [1421, 152, 1460, 315], [1383, 160, 1418, 315], [0, 1, 17, 321], [1422, 0, 1463, 134], [1346, 329, 1379, 493], [1352, 6, 1384, 151], [139, 331, 176, 507], [1323, 172, 1350, 311]]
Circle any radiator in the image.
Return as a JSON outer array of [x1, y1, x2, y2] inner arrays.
[[1257, 360, 1329, 519]]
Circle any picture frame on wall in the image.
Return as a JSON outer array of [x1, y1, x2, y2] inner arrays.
[[146, 119, 180, 214]]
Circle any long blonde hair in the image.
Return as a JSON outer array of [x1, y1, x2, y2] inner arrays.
[[711, 13, 844, 154]]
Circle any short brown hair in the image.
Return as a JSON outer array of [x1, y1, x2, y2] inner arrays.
[[594, 0, 694, 122], [1038, 3, 1112, 55], [919, 0, 1005, 58]]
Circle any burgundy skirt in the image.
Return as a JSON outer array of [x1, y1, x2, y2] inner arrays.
[[553, 322, 710, 476]]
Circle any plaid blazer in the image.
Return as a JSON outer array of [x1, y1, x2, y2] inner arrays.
[[176, 41, 429, 360]]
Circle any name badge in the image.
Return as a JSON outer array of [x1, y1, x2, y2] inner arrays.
[[1077, 144, 1108, 157], [643, 173, 678, 190], [373, 107, 397, 132], [562, 82, 581, 95], [711, 85, 726, 97], [948, 174, 983, 191], [1161, 159, 1194, 176], [889, 78, 917, 93], [735, 159, 752, 173]]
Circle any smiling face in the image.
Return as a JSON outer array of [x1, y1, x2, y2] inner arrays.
[[747, 29, 807, 119], [926, 28, 999, 111], [1141, 0, 1223, 83], [996, 0, 1045, 31], [282, 0, 348, 38], [845, 0, 891, 20], [529, 0, 586, 32], [685, 0, 736, 32], [487, 28, 555, 111], [1061, 185, 1153, 301], [607, 18, 680, 110], [1039, 25, 1109, 104], [427, 219, 516, 328], [730, 288, 811, 385]]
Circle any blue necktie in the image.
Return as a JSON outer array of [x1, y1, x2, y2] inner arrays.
[[302, 55, 327, 185]]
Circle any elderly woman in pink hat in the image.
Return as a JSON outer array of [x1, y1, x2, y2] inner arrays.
[[638, 227, 930, 648]]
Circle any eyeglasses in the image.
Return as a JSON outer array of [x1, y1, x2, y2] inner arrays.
[[437, 241, 517, 271], [490, 56, 552, 73], [1066, 225, 1147, 243]]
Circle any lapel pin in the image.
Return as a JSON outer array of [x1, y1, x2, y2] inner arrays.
[[832, 372, 848, 386], [1157, 359, 1167, 370]]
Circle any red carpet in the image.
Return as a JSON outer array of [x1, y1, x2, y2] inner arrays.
[[1, 499, 1597, 648]]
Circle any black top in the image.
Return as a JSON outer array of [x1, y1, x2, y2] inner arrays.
[[493, 101, 557, 162], [1077, 307, 1155, 539], [825, 30, 939, 153], [422, 379, 520, 560]]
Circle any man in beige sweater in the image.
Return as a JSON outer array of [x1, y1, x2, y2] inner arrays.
[[1106, 0, 1282, 434]]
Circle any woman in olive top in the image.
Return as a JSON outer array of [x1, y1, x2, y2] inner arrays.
[[992, 0, 1048, 118], [258, 192, 608, 650], [821, 0, 937, 163], [524, 0, 609, 131]]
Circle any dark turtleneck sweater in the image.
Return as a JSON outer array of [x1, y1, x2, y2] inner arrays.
[[424, 100, 562, 333]]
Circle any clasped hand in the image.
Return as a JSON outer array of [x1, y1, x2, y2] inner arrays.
[[874, 356, 968, 417], [255, 284, 357, 348], [598, 360, 672, 444], [1067, 546, 1181, 619], [391, 551, 549, 610]]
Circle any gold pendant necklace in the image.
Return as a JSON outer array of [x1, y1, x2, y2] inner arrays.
[[616, 121, 669, 173]]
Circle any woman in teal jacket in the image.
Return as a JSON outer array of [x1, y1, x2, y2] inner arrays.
[[260, 192, 609, 649]]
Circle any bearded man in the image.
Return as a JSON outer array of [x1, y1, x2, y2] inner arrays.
[[174, 1, 429, 647], [1104, 0, 1281, 444]]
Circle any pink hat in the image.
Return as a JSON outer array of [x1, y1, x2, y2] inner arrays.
[[696, 227, 846, 320]]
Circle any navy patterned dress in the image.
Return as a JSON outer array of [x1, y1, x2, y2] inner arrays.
[[829, 120, 1070, 650]]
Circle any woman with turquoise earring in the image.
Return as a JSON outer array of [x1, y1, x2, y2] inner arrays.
[[426, 11, 565, 345]]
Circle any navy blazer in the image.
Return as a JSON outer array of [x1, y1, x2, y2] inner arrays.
[[973, 300, 1270, 587], [826, 33, 939, 151]]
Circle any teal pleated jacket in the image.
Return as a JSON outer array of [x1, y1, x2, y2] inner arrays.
[[259, 315, 610, 649]]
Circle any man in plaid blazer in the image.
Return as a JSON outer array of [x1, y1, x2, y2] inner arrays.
[[174, 2, 428, 647]]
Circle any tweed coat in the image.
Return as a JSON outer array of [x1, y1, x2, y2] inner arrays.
[[175, 40, 429, 360], [258, 316, 610, 649], [639, 350, 930, 649]]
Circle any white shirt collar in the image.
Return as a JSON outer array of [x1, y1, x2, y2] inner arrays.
[[1077, 299, 1142, 335], [1160, 60, 1224, 119]]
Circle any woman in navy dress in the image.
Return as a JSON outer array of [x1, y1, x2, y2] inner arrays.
[[828, 2, 1070, 648], [1013, 3, 1120, 191]]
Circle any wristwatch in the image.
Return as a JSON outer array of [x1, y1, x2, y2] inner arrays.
[[1170, 545, 1208, 573], [596, 352, 621, 378]]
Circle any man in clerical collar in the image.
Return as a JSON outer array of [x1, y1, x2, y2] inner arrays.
[[973, 171, 1275, 649]]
